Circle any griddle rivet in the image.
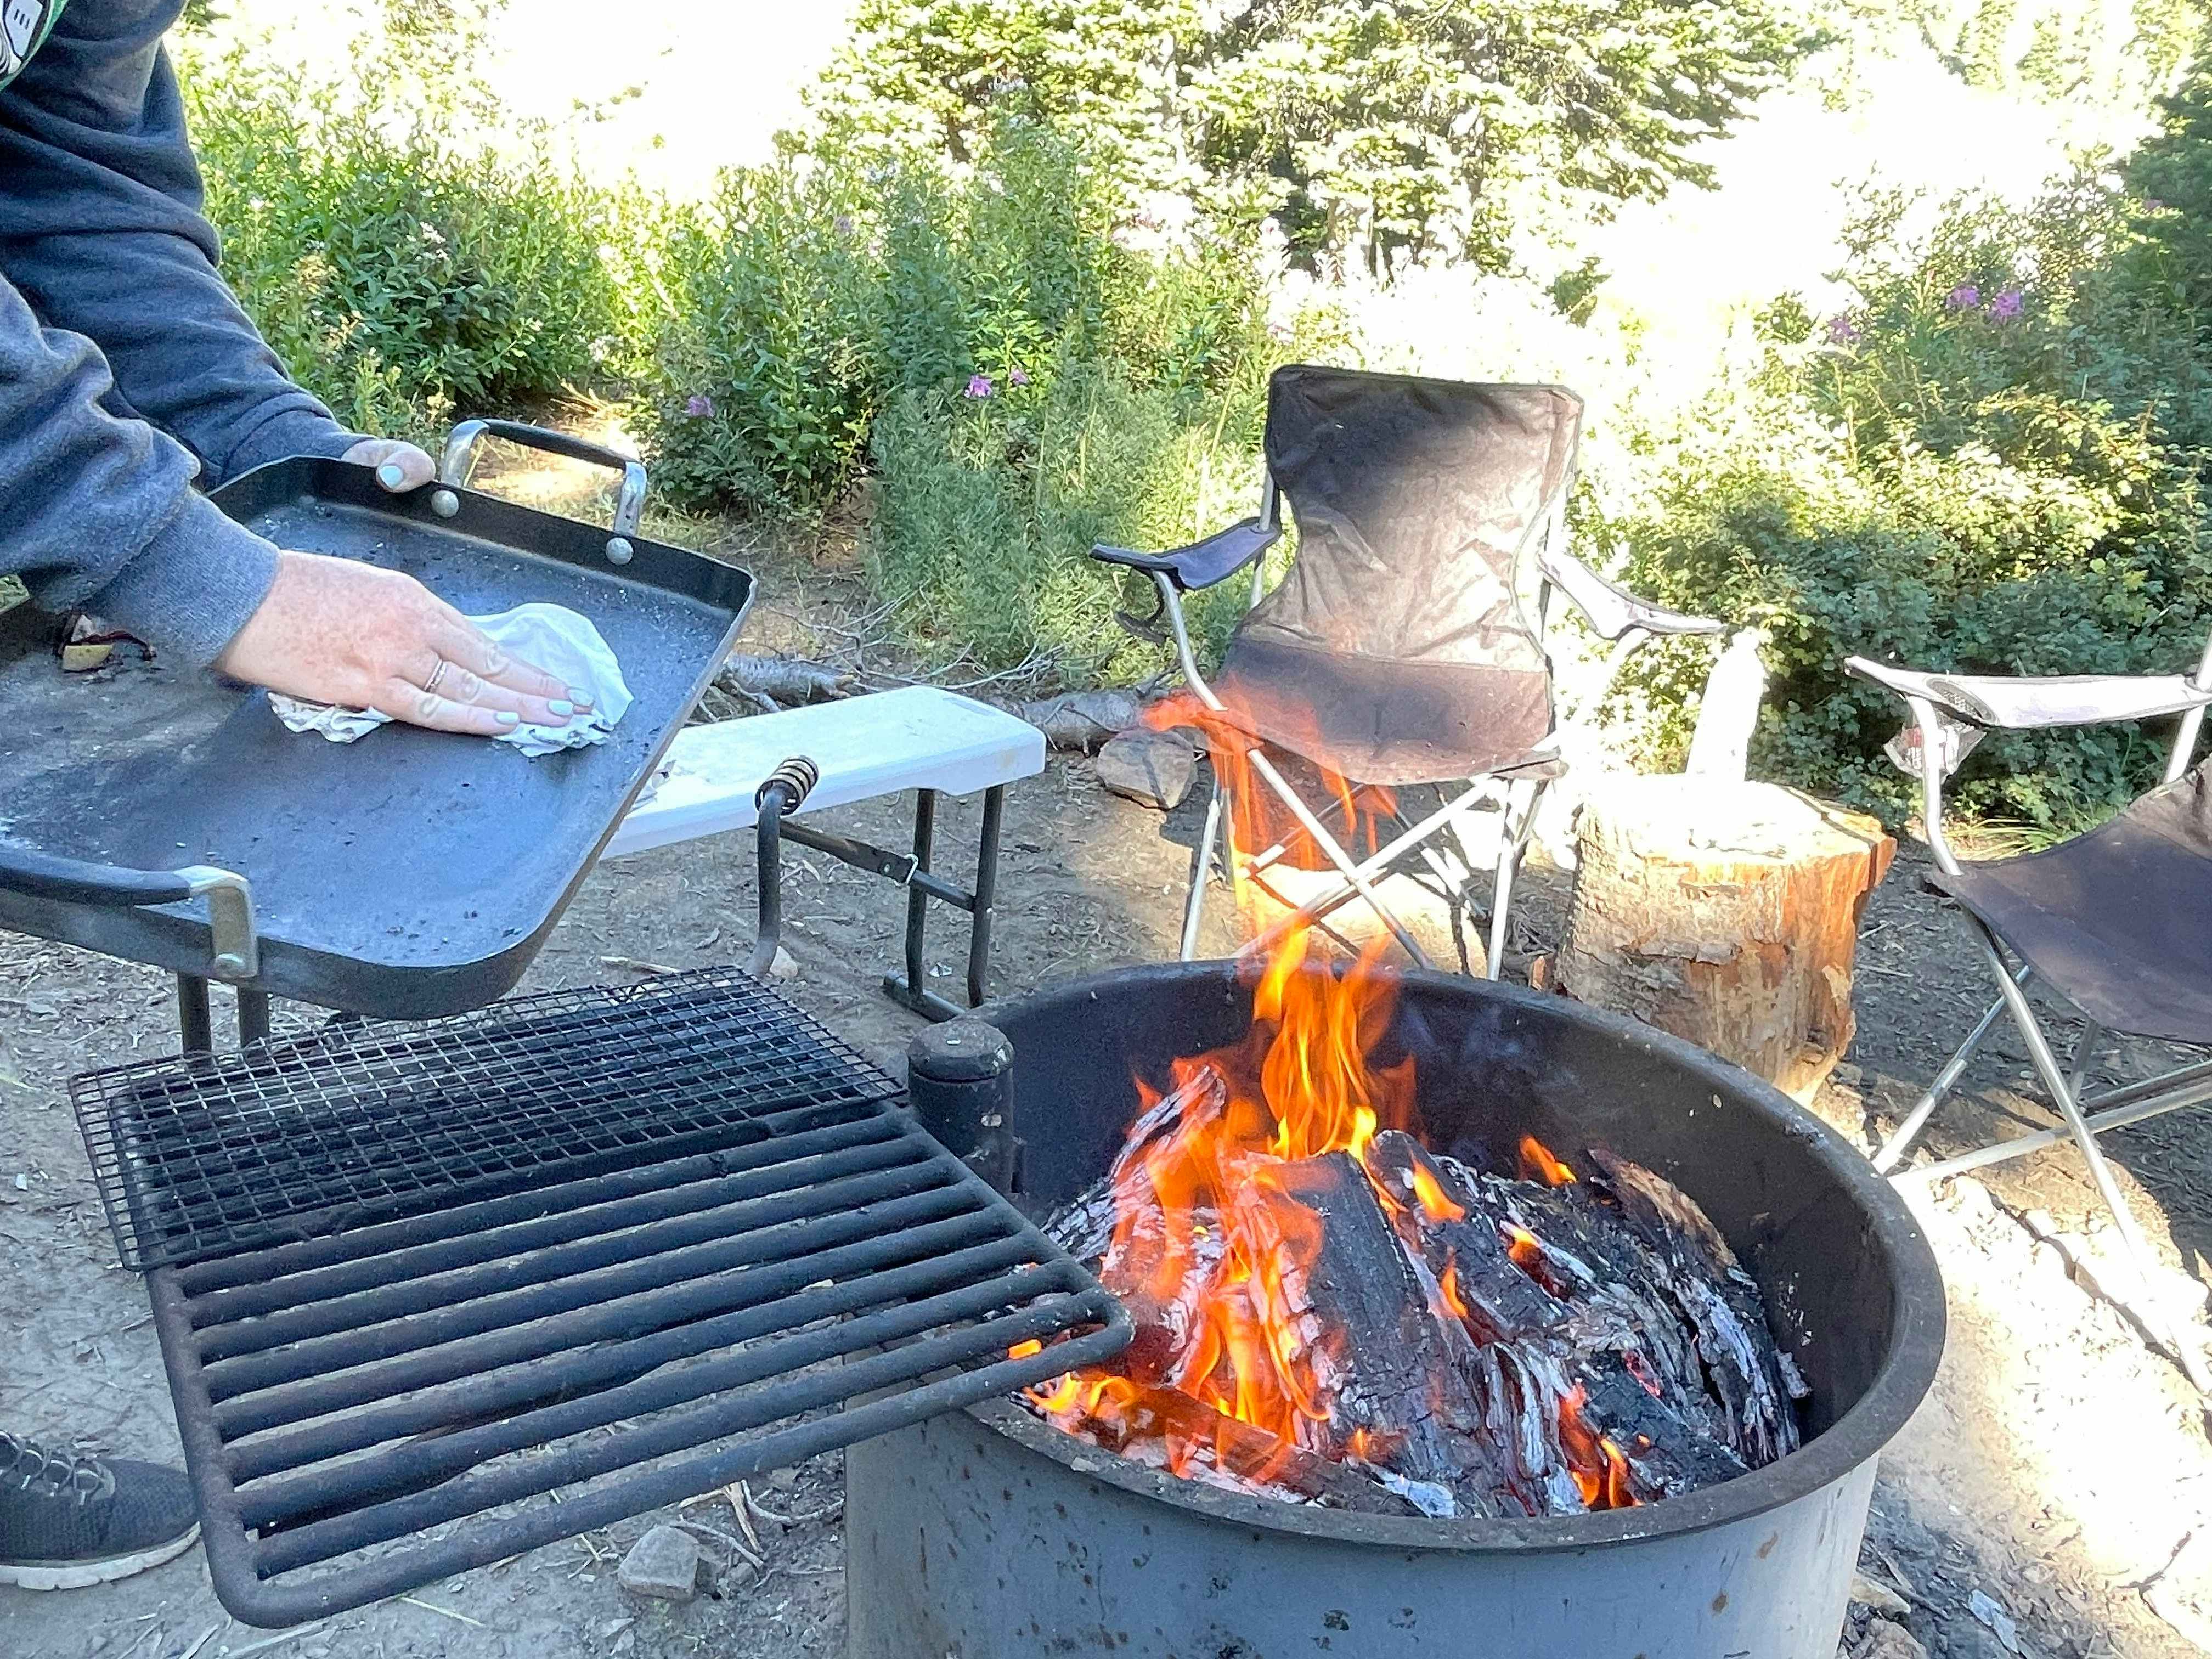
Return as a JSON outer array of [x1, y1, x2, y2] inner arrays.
[[606, 537, 635, 565], [430, 489, 460, 518]]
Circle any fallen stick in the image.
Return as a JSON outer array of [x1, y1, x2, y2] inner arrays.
[[716, 654, 859, 706], [1017, 689, 1144, 752]]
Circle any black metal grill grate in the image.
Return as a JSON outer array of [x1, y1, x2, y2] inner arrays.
[[74, 968, 899, 1271], [70, 969, 1128, 1627]]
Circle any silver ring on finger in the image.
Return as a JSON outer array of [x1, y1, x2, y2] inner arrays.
[[422, 658, 450, 697]]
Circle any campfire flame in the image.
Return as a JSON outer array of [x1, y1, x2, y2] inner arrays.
[[1141, 692, 1398, 898], [1019, 923, 1641, 1512], [1518, 1135, 1578, 1187]]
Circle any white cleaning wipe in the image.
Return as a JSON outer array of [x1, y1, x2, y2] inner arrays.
[[268, 603, 633, 758]]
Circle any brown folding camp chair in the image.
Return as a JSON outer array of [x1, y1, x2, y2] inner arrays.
[[1092, 365, 1723, 973], [1850, 644, 2212, 1390]]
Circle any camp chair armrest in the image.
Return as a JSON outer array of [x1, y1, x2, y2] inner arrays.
[[1846, 658, 2212, 729], [1090, 517, 1280, 592], [1537, 545, 1724, 641]]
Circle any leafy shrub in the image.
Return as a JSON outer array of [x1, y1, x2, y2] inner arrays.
[[635, 121, 1143, 518], [867, 361, 1270, 678], [635, 114, 1293, 675], [182, 35, 621, 438], [1610, 182, 2212, 831]]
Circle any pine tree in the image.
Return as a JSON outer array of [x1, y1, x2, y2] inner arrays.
[[812, 0, 1814, 273]]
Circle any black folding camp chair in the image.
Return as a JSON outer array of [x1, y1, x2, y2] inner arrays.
[[1849, 646, 2212, 1390], [1093, 365, 1723, 974]]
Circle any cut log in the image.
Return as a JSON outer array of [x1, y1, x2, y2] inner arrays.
[[1556, 776, 1894, 1103]]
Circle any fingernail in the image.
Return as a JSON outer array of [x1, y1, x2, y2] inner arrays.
[[496, 711, 520, 726], [548, 699, 575, 718], [376, 461, 406, 489], [567, 686, 594, 707]]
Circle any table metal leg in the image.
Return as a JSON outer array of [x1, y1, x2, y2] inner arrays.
[[178, 975, 213, 1054], [237, 989, 273, 1048], [903, 789, 936, 998], [966, 786, 1004, 1009]]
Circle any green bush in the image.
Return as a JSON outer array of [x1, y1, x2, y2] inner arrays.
[[634, 115, 1294, 675], [182, 37, 621, 438], [1610, 182, 2212, 831], [867, 362, 1271, 678], [635, 121, 1143, 518]]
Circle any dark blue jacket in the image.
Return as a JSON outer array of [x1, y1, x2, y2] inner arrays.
[[2, 0, 357, 664]]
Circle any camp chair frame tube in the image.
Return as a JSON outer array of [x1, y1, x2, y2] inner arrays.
[[1869, 965, 2030, 1173], [1865, 687, 2212, 1390], [1233, 782, 1501, 967], [2165, 629, 2212, 783], [1150, 570, 1434, 968], [1900, 1066, 2212, 1184]]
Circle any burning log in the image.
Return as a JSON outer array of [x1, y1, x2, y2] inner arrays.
[[1043, 1175, 1116, 1267], [1362, 1131, 1567, 1344], [1034, 1375, 1423, 1516], [1021, 927, 1807, 1524], [1363, 1131, 1751, 1509], [1233, 1152, 1515, 1518], [1589, 1149, 1808, 1467]]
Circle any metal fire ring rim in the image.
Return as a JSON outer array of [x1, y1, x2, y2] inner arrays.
[[969, 958, 1948, 1556]]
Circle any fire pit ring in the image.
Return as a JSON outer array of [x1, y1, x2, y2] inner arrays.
[[849, 961, 1945, 1659]]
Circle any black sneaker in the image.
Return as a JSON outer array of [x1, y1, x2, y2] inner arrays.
[[0, 1431, 200, 1590]]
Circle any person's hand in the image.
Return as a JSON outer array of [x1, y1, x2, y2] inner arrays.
[[215, 550, 592, 736], [342, 436, 436, 493]]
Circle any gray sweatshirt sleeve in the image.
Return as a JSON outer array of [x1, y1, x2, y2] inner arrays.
[[0, 268, 283, 667], [0, 0, 365, 664]]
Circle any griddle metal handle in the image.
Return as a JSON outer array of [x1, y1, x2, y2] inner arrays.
[[0, 849, 259, 981], [439, 419, 649, 539]]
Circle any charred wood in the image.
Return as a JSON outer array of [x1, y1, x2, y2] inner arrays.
[[1237, 1152, 1516, 1518], [1053, 1380, 1423, 1516], [1588, 1149, 1804, 1466]]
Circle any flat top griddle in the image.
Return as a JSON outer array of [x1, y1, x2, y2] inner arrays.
[[71, 969, 1131, 1627], [0, 450, 749, 1017]]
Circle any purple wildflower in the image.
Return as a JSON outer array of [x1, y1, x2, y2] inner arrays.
[[833, 213, 856, 237], [684, 393, 715, 419], [964, 374, 995, 399], [1988, 289, 2024, 321], [1008, 366, 1030, 387], [1824, 314, 1861, 346], [1943, 284, 1979, 311]]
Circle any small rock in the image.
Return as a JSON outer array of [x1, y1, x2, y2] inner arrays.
[[618, 1523, 701, 1602], [1858, 1619, 1929, 1659], [1849, 1571, 1910, 1618], [12, 1173, 26, 1192], [1967, 1588, 2022, 1656], [766, 946, 799, 980], [1096, 729, 1198, 811]]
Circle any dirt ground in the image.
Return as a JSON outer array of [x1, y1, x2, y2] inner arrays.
[[5, 534, 2212, 1659]]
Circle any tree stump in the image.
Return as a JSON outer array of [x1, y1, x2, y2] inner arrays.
[[1556, 777, 1894, 1104]]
